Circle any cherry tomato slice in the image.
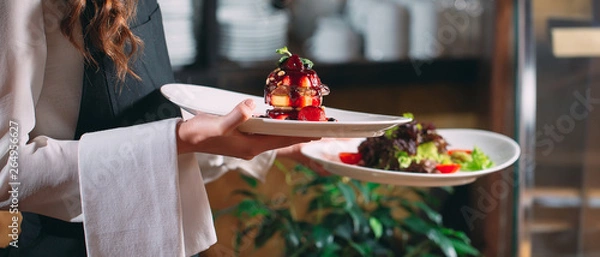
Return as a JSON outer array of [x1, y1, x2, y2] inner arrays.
[[435, 164, 461, 174], [447, 149, 472, 155], [339, 152, 362, 165]]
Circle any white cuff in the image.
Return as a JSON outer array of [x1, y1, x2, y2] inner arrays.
[[196, 150, 277, 183]]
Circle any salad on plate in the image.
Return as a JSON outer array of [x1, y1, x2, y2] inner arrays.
[[338, 114, 494, 174]]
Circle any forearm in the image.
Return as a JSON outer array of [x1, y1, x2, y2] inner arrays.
[[0, 135, 81, 221]]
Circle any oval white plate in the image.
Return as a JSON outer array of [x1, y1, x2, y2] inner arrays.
[[301, 129, 521, 187], [160, 83, 411, 137]]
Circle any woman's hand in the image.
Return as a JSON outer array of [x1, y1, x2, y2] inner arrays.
[[176, 99, 318, 159]]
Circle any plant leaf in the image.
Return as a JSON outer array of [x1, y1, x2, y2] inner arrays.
[[311, 225, 334, 249], [410, 187, 441, 207], [294, 164, 317, 177], [231, 189, 258, 199], [350, 180, 368, 202], [404, 216, 457, 257], [274, 160, 289, 173], [403, 215, 431, 235], [321, 212, 352, 240], [334, 221, 353, 240], [427, 229, 457, 257], [254, 216, 280, 248], [234, 231, 243, 255], [308, 194, 340, 212], [235, 199, 269, 218], [415, 201, 442, 225], [366, 182, 381, 202], [440, 186, 454, 193], [307, 198, 323, 213], [369, 217, 383, 239], [240, 174, 258, 188], [336, 182, 356, 209], [348, 240, 369, 256], [347, 207, 363, 233], [399, 198, 416, 214], [372, 206, 397, 228], [450, 237, 480, 256], [351, 180, 378, 204], [441, 228, 471, 243], [282, 219, 301, 248], [321, 242, 342, 257]]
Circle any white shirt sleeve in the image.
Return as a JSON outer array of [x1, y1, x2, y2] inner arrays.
[[0, 0, 84, 221]]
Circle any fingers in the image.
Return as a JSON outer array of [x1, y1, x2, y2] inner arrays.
[[220, 99, 255, 134]]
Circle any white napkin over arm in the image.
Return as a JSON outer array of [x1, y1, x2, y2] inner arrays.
[[78, 119, 217, 256]]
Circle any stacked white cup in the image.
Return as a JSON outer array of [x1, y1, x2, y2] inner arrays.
[[364, 0, 410, 61], [305, 16, 361, 64]]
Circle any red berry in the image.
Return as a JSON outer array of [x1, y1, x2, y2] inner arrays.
[[339, 152, 363, 165], [282, 76, 291, 86], [284, 54, 304, 71], [297, 106, 326, 121], [299, 76, 311, 88]]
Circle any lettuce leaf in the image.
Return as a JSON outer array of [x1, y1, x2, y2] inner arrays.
[[458, 147, 494, 171]]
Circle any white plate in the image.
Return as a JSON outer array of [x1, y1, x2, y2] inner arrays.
[[301, 129, 521, 187], [160, 83, 411, 137]]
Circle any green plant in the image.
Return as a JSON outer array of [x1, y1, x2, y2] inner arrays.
[[214, 162, 480, 257]]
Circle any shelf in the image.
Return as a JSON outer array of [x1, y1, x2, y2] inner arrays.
[[174, 58, 482, 96], [522, 187, 600, 208]]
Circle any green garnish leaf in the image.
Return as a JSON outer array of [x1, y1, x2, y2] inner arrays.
[[278, 56, 289, 65], [275, 46, 292, 56], [402, 113, 415, 120], [301, 58, 314, 69]]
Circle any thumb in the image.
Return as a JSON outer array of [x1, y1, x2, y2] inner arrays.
[[220, 99, 256, 133]]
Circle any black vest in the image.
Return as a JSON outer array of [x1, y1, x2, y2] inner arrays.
[[4, 1, 182, 256], [75, 0, 182, 138]]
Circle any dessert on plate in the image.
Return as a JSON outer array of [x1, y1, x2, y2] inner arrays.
[[263, 47, 332, 121]]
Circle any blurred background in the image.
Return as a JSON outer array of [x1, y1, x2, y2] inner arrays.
[[161, 0, 598, 256]]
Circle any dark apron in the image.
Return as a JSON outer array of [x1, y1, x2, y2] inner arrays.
[[2, 0, 184, 256]]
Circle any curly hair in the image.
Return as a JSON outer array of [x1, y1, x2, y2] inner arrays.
[[60, 0, 143, 81]]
